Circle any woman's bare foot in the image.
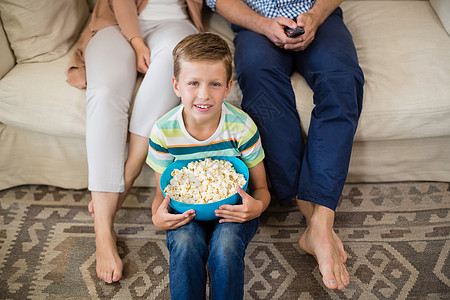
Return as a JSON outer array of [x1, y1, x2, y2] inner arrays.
[[299, 216, 349, 290], [91, 191, 124, 283], [95, 228, 123, 283]]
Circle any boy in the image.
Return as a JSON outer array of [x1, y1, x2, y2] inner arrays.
[[146, 33, 271, 299]]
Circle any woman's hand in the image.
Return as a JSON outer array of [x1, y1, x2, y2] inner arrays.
[[215, 185, 266, 223], [130, 36, 151, 74], [152, 195, 196, 230]]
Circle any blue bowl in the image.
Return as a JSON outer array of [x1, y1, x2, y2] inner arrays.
[[160, 156, 249, 221]]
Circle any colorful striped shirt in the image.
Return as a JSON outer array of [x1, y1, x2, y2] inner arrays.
[[147, 102, 265, 174]]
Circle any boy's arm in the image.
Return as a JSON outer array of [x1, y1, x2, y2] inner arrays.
[[215, 161, 271, 223], [152, 172, 196, 230]]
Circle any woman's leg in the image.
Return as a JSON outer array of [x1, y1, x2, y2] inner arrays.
[[120, 19, 198, 202], [85, 25, 137, 283], [166, 221, 208, 299], [208, 218, 259, 300]]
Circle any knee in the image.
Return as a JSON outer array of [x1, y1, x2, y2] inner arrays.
[[210, 233, 244, 263], [86, 87, 131, 115], [314, 67, 364, 119], [167, 229, 207, 258]]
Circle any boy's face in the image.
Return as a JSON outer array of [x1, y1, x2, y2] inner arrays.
[[172, 60, 232, 126]]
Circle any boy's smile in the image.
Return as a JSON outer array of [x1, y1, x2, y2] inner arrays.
[[172, 60, 232, 130]]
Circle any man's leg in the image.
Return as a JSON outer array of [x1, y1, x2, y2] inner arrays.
[[294, 8, 364, 290], [233, 26, 303, 204]]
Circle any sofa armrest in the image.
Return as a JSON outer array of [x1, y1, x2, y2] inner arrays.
[[0, 19, 15, 80], [430, 0, 450, 35]]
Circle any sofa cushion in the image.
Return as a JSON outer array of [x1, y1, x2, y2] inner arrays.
[[294, 0, 450, 141], [0, 0, 89, 63], [0, 45, 87, 138]]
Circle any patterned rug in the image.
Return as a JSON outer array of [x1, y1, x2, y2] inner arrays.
[[0, 182, 449, 299]]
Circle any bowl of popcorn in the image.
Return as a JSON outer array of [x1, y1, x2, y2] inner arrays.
[[160, 156, 249, 221]]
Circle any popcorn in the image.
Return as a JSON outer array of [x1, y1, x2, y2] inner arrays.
[[164, 158, 247, 204]]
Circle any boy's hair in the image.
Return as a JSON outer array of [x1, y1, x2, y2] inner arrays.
[[173, 33, 233, 82]]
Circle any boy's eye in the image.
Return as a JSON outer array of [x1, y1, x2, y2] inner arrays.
[[210, 82, 221, 87], [188, 81, 199, 86]]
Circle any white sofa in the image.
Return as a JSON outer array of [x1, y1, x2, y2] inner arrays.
[[1, 0, 450, 191]]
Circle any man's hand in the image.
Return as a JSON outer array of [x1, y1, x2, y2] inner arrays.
[[214, 185, 265, 223], [283, 12, 319, 51], [152, 195, 196, 230], [130, 36, 151, 74], [260, 17, 297, 48]]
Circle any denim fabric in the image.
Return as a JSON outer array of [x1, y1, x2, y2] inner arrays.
[[232, 8, 364, 210], [166, 218, 259, 299]]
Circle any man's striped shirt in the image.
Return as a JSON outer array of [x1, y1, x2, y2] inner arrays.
[[147, 102, 265, 174]]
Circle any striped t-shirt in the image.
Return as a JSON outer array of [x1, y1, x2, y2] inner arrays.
[[146, 102, 265, 174]]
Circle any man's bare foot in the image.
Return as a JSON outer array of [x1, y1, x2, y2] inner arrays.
[[299, 221, 349, 290], [333, 230, 347, 263], [95, 228, 123, 283]]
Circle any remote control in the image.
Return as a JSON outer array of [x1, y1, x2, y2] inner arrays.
[[284, 26, 305, 37]]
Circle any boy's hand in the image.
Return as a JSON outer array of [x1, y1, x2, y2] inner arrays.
[[152, 195, 196, 230], [215, 185, 265, 223]]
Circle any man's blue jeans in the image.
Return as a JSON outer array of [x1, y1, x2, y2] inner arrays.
[[166, 218, 259, 299], [233, 8, 364, 210]]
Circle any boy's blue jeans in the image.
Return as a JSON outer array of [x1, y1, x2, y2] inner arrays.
[[233, 8, 364, 210], [166, 218, 259, 300]]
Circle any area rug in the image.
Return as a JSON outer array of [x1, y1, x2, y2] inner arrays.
[[0, 182, 449, 299]]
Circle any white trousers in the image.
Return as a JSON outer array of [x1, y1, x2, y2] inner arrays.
[[84, 19, 197, 192]]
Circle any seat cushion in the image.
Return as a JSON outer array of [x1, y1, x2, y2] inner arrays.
[[0, 46, 87, 138]]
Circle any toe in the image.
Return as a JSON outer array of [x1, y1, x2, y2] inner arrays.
[[323, 276, 338, 289], [104, 271, 113, 284], [320, 262, 339, 289], [112, 267, 122, 282]]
